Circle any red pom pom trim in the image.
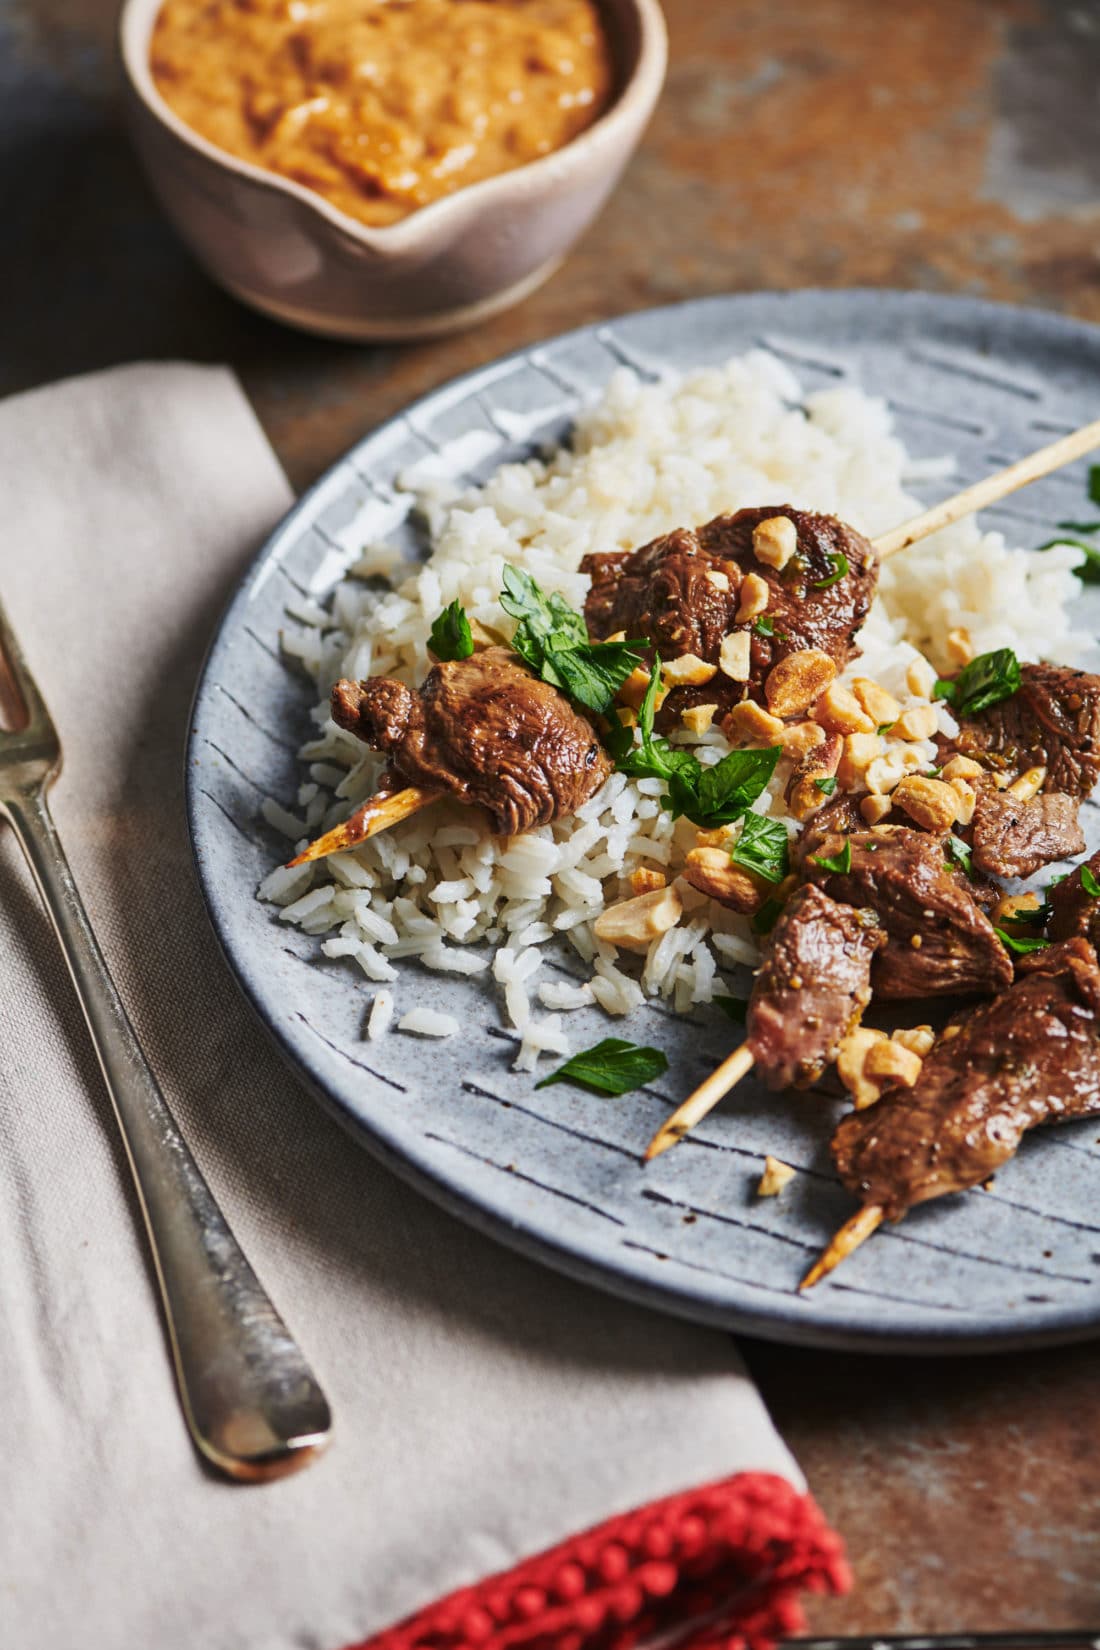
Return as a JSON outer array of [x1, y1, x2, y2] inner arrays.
[[344, 1472, 849, 1650]]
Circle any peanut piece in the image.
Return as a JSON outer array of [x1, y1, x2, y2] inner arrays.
[[946, 627, 975, 666], [735, 571, 769, 623], [682, 847, 763, 913], [815, 680, 876, 735], [893, 1024, 935, 1058], [718, 631, 752, 682], [941, 754, 984, 781], [752, 515, 798, 571], [892, 775, 960, 833], [662, 652, 719, 687], [1007, 765, 1047, 802], [894, 703, 938, 741], [860, 793, 894, 825], [704, 568, 731, 593], [757, 1156, 796, 1198], [838, 731, 885, 791], [593, 885, 683, 952], [865, 751, 913, 796], [948, 777, 977, 825], [630, 867, 666, 896], [619, 666, 664, 712], [680, 702, 719, 734], [993, 890, 1043, 927], [905, 655, 938, 697], [853, 678, 902, 727], [781, 720, 827, 764], [837, 1026, 889, 1110], [722, 700, 785, 746], [765, 648, 837, 719], [865, 1038, 923, 1088]]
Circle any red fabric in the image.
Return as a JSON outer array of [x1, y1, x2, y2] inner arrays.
[[346, 1472, 849, 1650]]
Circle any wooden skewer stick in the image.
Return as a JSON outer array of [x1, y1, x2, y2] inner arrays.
[[874, 416, 1100, 561], [286, 786, 441, 867], [799, 1204, 885, 1290], [644, 415, 1100, 1162]]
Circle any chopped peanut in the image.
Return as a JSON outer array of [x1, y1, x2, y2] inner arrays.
[[704, 568, 731, 593], [718, 631, 752, 682], [852, 678, 902, 727], [735, 571, 769, 623], [860, 793, 894, 825], [681, 702, 719, 734], [662, 652, 719, 687], [946, 627, 975, 667], [683, 847, 763, 913], [606, 630, 627, 643], [694, 824, 736, 849], [892, 775, 960, 833], [837, 731, 885, 791], [593, 885, 683, 952], [948, 777, 977, 825], [619, 666, 665, 712], [722, 700, 785, 746], [1007, 765, 1046, 802], [787, 733, 843, 821], [994, 890, 1043, 927], [630, 867, 666, 896], [752, 515, 798, 571], [905, 655, 938, 698], [865, 1038, 923, 1088], [941, 754, 985, 781], [765, 649, 837, 719], [757, 1156, 796, 1198], [865, 751, 913, 797], [894, 703, 938, 741], [815, 680, 876, 736], [837, 1027, 889, 1110], [892, 1024, 935, 1058], [615, 705, 638, 729], [781, 720, 827, 764]]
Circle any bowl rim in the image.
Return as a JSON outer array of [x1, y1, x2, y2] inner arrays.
[[118, 0, 668, 252]]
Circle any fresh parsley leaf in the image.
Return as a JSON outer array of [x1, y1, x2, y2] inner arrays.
[[1057, 520, 1100, 533], [497, 565, 641, 712], [943, 832, 973, 878], [1046, 871, 1069, 889], [731, 813, 790, 884], [933, 648, 1021, 717], [1036, 535, 1100, 583], [534, 1037, 669, 1097], [1090, 463, 1100, 507], [500, 564, 586, 648], [876, 722, 895, 736], [995, 927, 1050, 956], [713, 994, 748, 1023], [677, 746, 783, 829], [542, 639, 644, 713], [812, 838, 852, 875], [1082, 864, 1100, 898], [429, 599, 475, 661], [753, 615, 775, 637], [812, 550, 849, 590], [751, 896, 784, 935], [814, 775, 838, 795]]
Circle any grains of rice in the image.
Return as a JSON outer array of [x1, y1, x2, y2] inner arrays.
[[260, 349, 1091, 1045], [367, 990, 395, 1041], [398, 1008, 460, 1038]]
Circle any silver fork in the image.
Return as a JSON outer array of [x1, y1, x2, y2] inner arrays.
[[0, 592, 331, 1481]]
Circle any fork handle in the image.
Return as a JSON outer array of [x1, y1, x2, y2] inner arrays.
[[2, 786, 331, 1480]]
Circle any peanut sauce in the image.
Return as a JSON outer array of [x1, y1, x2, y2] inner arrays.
[[150, 0, 615, 228]]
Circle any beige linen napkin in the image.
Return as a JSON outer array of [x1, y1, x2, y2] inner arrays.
[[0, 364, 832, 1650]]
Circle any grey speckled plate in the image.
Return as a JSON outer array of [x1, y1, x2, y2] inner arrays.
[[187, 290, 1100, 1353]]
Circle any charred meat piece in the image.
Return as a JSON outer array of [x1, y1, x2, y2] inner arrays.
[[582, 506, 877, 728], [804, 825, 1013, 999], [747, 884, 885, 1090], [969, 787, 1084, 880], [942, 662, 1100, 798], [330, 647, 612, 836], [1047, 846, 1100, 946], [831, 938, 1100, 1219]]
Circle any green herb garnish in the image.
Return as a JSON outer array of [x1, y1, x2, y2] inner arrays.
[[429, 599, 475, 661], [812, 550, 849, 590], [995, 927, 1050, 956], [1090, 463, 1100, 505], [933, 647, 1021, 718], [943, 832, 974, 878], [730, 813, 790, 885], [751, 896, 785, 935], [498, 565, 642, 713], [1082, 865, 1100, 898], [754, 615, 775, 637], [877, 722, 895, 736], [812, 838, 852, 876], [534, 1037, 669, 1096], [814, 775, 838, 795], [1036, 536, 1100, 583], [713, 995, 748, 1023]]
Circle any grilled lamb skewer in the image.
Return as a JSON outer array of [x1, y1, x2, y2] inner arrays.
[[802, 937, 1100, 1287]]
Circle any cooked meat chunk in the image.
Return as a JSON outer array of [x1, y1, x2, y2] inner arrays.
[[792, 792, 865, 870], [831, 938, 1100, 1218], [942, 662, 1100, 798], [330, 647, 612, 835], [1047, 847, 1100, 946], [747, 884, 885, 1090], [803, 825, 1013, 998], [969, 787, 1084, 880], [582, 506, 877, 728]]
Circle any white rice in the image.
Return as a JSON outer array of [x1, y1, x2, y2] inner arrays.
[[262, 350, 1092, 1060]]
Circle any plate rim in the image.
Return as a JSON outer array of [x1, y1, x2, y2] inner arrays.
[[187, 286, 1100, 1354]]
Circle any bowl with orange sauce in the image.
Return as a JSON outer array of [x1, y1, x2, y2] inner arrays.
[[119, 0, 666, 340]]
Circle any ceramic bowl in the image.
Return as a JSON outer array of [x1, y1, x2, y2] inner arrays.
[[118, 0, 667, 341]]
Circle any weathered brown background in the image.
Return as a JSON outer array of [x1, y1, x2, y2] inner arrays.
[[5, 0, 1100, 1634]]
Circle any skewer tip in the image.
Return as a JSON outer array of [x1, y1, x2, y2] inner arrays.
[[800, 1203, 885, 1291]]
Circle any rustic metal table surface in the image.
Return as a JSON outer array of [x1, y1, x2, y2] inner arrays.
[[5, 0, 1100, 1634]]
